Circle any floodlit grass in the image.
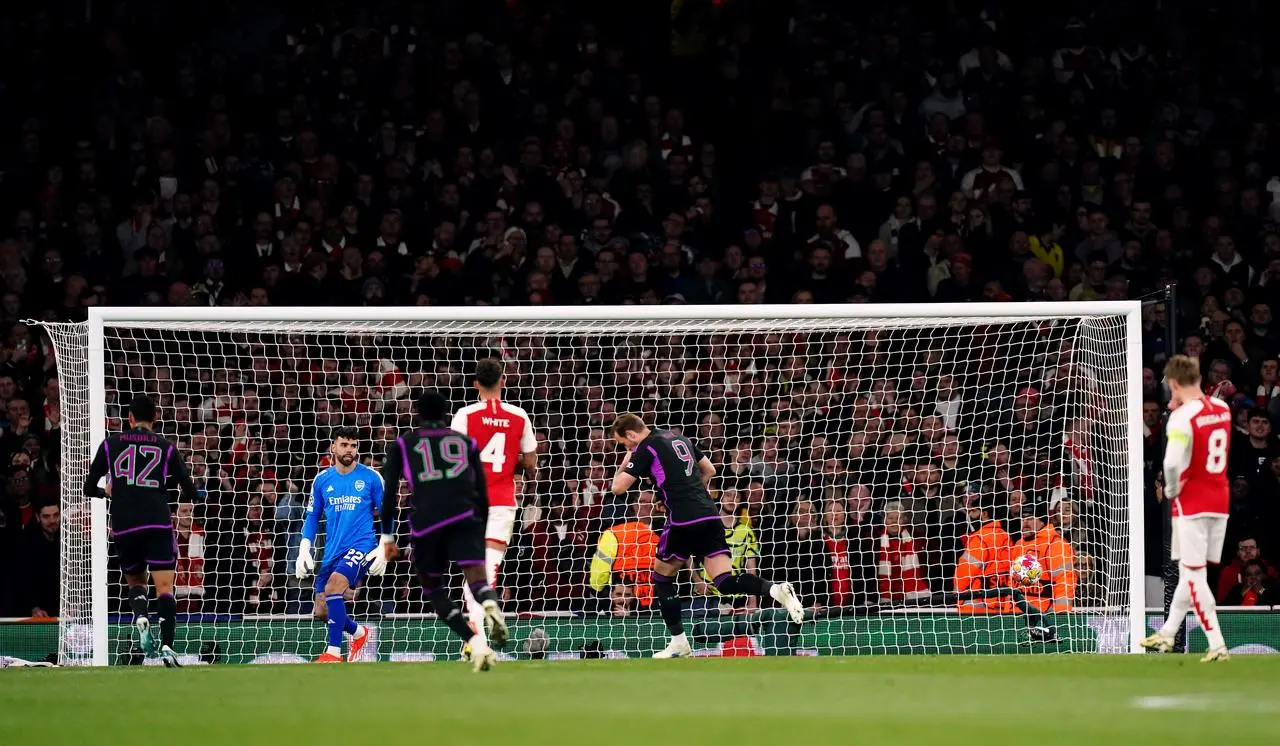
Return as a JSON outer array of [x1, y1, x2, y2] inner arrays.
[[2, 656, 1278, 745]]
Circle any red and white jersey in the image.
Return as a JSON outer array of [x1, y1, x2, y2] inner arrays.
[[451, 399, 536, 508], [1166, 396, 1231, 518]]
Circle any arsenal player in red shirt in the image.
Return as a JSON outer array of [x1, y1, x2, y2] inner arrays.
[[450, 359, 538, 655], [1143, 355, 1231, 662]]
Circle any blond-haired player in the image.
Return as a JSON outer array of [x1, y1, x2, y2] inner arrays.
[[1142, 355, 1231, 662]]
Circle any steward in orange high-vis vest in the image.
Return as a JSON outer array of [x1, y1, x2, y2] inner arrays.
[[952, 484, 1057, 643], [955, 498, 1013, 614], [1010, 501, 1077, 613], [590, 493, 660, 607]]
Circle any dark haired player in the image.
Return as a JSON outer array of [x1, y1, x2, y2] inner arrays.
[[84, 394, 197, 667], [380, 391, 509, 672], [451, 357, 537, 658], [609, 413, 805, 658], [295, 426, 386, 663]]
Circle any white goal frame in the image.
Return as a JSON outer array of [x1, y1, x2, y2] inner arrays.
[[66, 301, 1145, 664]]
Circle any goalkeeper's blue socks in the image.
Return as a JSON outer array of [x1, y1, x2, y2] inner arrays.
[[325, 594, 355, 656]]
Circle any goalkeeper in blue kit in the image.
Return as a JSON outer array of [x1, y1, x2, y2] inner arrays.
[[295, 427, 388, 663]]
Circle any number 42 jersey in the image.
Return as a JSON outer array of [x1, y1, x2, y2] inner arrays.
[[450, 399, 536, 508], [1166, 395, 1231, 518]]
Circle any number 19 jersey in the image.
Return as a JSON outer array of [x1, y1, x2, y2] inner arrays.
[[1167, 395, 1231, 518], [451, 399, 536, 508]]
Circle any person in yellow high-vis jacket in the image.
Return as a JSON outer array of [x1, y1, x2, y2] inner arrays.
[[590, 491, 660, 607]]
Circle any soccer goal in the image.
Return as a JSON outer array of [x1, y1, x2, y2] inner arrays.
[[38, 302, 1144, 666]]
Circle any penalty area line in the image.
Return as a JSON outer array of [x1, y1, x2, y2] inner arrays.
[[1131, 695, 1280, 714]]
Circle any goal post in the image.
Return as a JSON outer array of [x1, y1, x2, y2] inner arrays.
[[39, 301, 1145, 665]]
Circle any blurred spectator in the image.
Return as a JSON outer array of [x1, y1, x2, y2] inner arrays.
[[692, 487, 759, 612], [241, 495, 280, 613], [609, 584, 638, 618], [1222, 561, 1277, 607], [528, 496, 591, 610], [8, 0, 1280, 620], [1230, 409, 1278, 479], [876, 500, 931, 605], [173, 502, 207, 613], [2, 465, 35, 534], [820, 498, 856, 610], [765, 500, 828, 613], [20, 502, 59, 617], [1216, 536, 1278, 603]]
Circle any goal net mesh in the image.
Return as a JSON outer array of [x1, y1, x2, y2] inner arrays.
[[42, 311, 1135, 664]]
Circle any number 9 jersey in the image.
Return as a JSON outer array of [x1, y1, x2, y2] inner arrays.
[[450, 399, 536, 509], [622, 428, 719, 525], [1166, 395, 1231, 518]]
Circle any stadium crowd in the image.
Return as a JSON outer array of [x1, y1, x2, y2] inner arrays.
[[2, 0, 1280, 621]]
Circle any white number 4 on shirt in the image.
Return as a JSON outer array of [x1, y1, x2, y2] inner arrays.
[[480, 432, 506, 473]]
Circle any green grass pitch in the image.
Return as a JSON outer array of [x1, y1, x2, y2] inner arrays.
[[2, 656, 1278, 745]]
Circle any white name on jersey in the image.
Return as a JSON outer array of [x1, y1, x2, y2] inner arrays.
[[327, 494, 365, 511], [481, 416, 511, 428], [1194, 412, 1230, 428]]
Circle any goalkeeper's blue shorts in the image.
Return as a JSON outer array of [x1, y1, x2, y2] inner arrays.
[[314, 546, 375, 595]]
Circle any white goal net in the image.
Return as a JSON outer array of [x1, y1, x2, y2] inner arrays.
[[39, 304, 1142, 665]]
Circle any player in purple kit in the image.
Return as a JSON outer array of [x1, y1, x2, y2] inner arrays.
[[609, 413, 805, 658], [379, 391, 509, 672], [84, 394, 197, 667]]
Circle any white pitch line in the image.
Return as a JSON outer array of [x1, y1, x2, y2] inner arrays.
[[1132, 695, 1280, 714]]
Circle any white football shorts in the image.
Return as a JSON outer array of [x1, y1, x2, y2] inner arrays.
[[485, 505, 518, 546], [1170, 514, 1228, 568]]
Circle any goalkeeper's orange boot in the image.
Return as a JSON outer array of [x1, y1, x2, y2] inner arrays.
[[347, 625, 370, 663], [314, 651, 343, 664]]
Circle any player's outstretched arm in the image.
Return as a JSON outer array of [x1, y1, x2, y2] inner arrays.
[[84, 441, 109, 498], [295, 479, 321, 579], [378, 439, 403, 555], [520, 451, 538, 476], [1162, 416, 1192, 500], [610, 468, 636, 496], [467, 439, 490, 525], [365, 470, 391, 575], [519, 414, 538, 476], [611, 444, 651, 495], [166, 444, 199, 502], [697, 456, 715, 489]]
